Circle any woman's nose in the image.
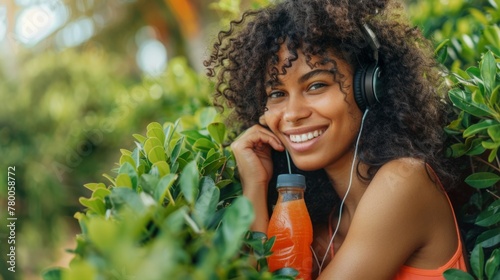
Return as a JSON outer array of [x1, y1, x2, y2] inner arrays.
[[283, 94, 311, 123]]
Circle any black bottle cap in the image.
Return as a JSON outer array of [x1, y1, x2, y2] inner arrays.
[[276, 174, 306, 189]]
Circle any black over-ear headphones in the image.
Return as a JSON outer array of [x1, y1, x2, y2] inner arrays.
[[353, 23, 383, 111]]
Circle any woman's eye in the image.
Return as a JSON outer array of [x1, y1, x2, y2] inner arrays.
[[309, 83, 326, 91], [268, 91, 285, 98]]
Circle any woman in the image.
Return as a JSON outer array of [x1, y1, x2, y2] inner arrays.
[[205, 0, 468, 279]]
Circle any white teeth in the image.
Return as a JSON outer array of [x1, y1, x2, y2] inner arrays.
[[290, 130, 324, 143]]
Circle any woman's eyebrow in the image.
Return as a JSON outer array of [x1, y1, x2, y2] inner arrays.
[[298, 69, 333, 84], [265, 79, 282, 89], [265, 69, 333, 89]]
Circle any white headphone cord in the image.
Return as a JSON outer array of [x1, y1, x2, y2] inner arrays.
[[313, 108, 369, 274]]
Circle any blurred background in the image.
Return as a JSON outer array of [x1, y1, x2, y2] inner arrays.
[[0, 0, 496, 279]]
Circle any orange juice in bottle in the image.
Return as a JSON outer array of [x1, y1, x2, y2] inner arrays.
[[267, 174, 313, 280]]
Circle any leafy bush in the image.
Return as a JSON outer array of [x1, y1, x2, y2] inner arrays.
[[442, 50, 500, 280], [42, 107, 298, 280], [408, 0, 500, 69], [0, 49, 210, 277], [407, 1, 500, 278]]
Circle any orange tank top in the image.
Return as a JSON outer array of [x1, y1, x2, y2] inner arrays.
[[327, 165, 468, 279], [393, 189, 468, 280]]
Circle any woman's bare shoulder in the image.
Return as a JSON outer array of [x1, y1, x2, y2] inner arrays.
[[368, 157, 440, 197], [356, 157, 448, 243]]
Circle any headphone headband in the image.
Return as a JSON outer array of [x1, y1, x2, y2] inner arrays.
[[361, 23, 380, 63]]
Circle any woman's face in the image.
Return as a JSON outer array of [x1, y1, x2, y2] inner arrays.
[[263, 46, 363, 171]]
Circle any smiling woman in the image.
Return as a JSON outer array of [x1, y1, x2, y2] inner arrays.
[[204, 0, 468, 279]]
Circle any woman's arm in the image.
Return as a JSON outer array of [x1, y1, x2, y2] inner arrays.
[[230, 124, 284, 232]]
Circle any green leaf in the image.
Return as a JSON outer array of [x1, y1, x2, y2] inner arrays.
[[464, 172, 500, 189], [488, 124, 500, 142], [470, 245, 484, 279], [163, 122, 177, 145], [181, 130, 210, 146], [472, 90, 492, 113], [489, 147, 499, 162], [197, 107, 218, 128], [41, 268, 63, 280], [109, 187, 148, 214], [481, 51, 497, 95], [79, 197, 106, 215], [63, 260, 97, 280], [154, 174, 178, 204], [152, 161, 170, 177], [491, 85, 500, 108], [447, 143, 469, 158], [272, 267, 299, 278], [91, 188, 111, 200], [485, 248, 500, 279], [448, 88, 492, 117], [120, 149, 132, 156], [446, 111, 466, 132], [147, 127, 166, 146], [148, 146, 166, 163], [119, 162, 138, 189], [202, 157, 226, 176], [133, 133, 147, 144], [216, 179, 232, 188], [102, 173, 115, 185], [131, 148, 141, 169], [435, 39, 449, 64], [83, 183, 106, 191], [443, 268, 475, 280], [138, 174, 159, 195], [208, 122, 226, 145], [193, 138, 218, 153], [194, 177, 220, 227], [170, 136, 184, 164], [466, 138, 487, 156], [476, 200, 500, 227], [179, 160, 200, 205], [463, 120, 497, 137], [119, 154, 136, 168], [216, 196, 255, 261], [466, 66, 482, 82], [482, 140, 500, 150], [144, 137, 163, 156], [469, 8, 490, 25], [115, 173, 132, 188], [476, 227, 500, 248]]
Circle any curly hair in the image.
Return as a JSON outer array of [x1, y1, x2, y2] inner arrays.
[[204, 0, 459, 214]]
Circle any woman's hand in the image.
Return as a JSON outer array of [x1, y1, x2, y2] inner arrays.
[[231, 124, 284, 232]]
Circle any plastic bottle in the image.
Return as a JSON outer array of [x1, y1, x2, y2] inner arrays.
[[267, 174, 313, 280]]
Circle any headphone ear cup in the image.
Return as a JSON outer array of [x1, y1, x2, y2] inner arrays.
[[354, 63, 381, 111], [353, 67, 368, 111]]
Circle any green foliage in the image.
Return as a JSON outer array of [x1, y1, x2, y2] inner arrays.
[[424, 1, 500, 279], [409, 0, 500, 70], [444, 49, 500, 279], [42, 108, 298, 280], [0, 48, 210, 276]]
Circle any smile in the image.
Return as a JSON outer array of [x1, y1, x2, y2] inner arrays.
[[289, 129, 324, 143]]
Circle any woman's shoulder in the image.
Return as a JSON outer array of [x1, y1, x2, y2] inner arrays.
[[370, 157, 440, 193], [359, 157, 446, 231]]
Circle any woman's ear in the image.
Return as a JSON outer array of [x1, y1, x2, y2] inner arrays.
[[259, 115, 268, 127]]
